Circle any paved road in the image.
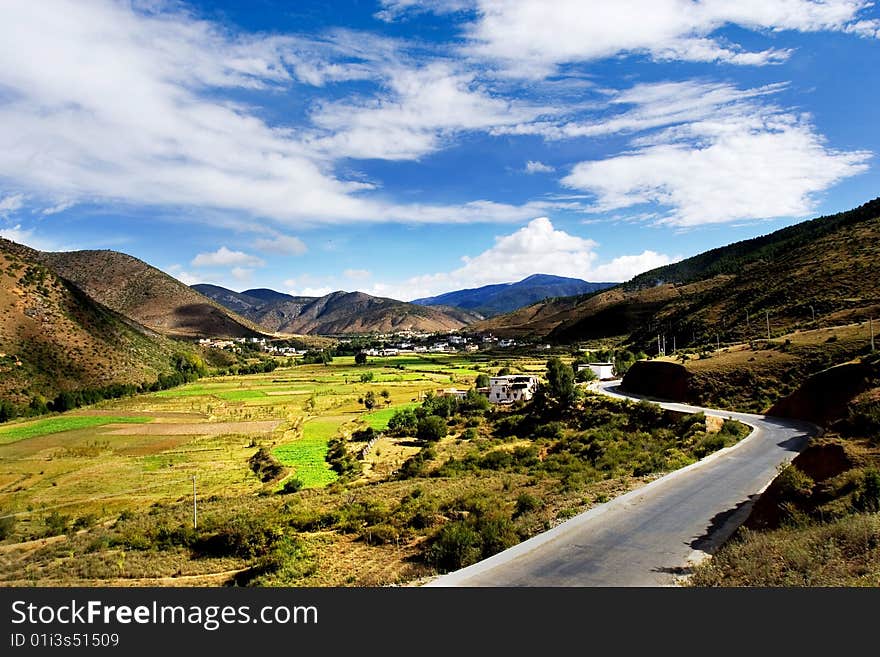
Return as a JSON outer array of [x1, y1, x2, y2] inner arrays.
[[426, 381, 819, 587]]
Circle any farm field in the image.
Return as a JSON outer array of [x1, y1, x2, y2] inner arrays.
[[0, 350, 745, 587], [0, 353, 520, 537]]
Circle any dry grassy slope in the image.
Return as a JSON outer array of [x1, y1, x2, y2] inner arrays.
[[21, 246, 264, 339], [0, 246, 180, 404], [478, 199, 880, 346], [473, 278, 725, 339], [274, 291, 480, 335], [194, 283, 479, 335]]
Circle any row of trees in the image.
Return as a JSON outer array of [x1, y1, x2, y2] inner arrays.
[[0, 351, 212, 423]]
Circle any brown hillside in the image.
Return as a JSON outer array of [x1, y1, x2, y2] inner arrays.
[[478, 199, 880, 349], [21, 247, 263, 339], [196, 283, 480, 335], [0, 243, 181, 405], [273, 291, 479, 335]]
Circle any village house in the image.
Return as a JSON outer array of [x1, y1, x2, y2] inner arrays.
[[488, 375, 538, 404], [578, 362, 615, 380]]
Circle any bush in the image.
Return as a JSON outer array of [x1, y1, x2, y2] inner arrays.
[[0, 514, 16, 540], [280, 478, 304, 494], [387, 408, 418, 435], [514, 493, 541, 516], [853, 469, 880, 512], [428, 521, 482, 571], [417, 415, 447, 442], [249, 448, 287, 482], [195, 516, 282, 559], [775, 464, 815, 501], [44, 511, 70, 536]]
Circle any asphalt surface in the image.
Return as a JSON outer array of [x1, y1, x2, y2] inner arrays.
[[426, 381, 819, 587]]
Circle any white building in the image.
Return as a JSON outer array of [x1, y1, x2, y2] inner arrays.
[[488, 375, 538, 404], [579, 362, 615, 380]]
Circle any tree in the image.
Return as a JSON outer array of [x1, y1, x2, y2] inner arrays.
[[354, 352, 368, 365], [363, 390, 377, 411], [417, 415, 447, 442], [380, 389, 390, 400], [575, 367, 597, 383], [544, 357, 577, 408], [388, 408, 418, 435], [475, 373, 490, 388], [0, 399, 17, 423]]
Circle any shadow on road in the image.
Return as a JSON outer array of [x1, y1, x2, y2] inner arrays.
[[689, 495, 760, 553]]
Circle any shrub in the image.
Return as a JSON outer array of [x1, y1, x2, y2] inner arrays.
[[853, 469, 880, 512], [417, 415, 447, 442], [387, 408, 418, 435], [514, 493, 541, 517], [0, 514, 16, 540], [44, 511, 70, 536], [280, 478, 304, 494], [249, 448, 287, 482], [775, 464, 814, 501], [428, 521, 482, 571], [195, 516, 282, 559]]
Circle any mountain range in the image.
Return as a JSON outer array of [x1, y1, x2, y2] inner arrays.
[[411, 274, 615, 317], [192, 284, 479, 335], [476, 197, 880, 349]]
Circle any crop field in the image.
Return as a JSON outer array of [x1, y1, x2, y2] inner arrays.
[[0, 354, 490, 517], [2, 350, 735, 588], [0, 415, 151, 445], [273, 418, 344, 488]]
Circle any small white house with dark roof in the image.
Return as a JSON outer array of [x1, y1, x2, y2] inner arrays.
[[488, 375, 538, 404]]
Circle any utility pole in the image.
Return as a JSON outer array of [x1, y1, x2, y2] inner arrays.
[[766, 310, 771, 340], [871, 318, 876, 352], [716, 334, 720, 350], [192, 475, 197, 530], [657, 334, 662, 357], [673, 335, 676, 354], [662, 334, 666, 356], [810, 305, 815, 324]]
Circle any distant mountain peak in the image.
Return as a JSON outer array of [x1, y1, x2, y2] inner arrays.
[[412, 274, 616, 317]]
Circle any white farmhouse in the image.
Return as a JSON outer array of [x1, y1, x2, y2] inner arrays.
[[578, 362, 615, 380], [488, 375, 538, 404]]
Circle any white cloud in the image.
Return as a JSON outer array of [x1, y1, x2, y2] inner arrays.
[[308, 62, 550, 161], [0, 1, 563, 228], [283, 275, 338, 298], [231, 267, 254, 282], [463, 0, 877, 77], [0, 193, 25, 216], [253, 234, 307, 256], [375, 1, 472, 22], [524, 160, 555, 174], [561, 82, 872, 225], [587, 250, 675, 281], [192, 246, 265, 268], [365, 217, 675, 299], [41, 199, 75, 215], [166, 264, 201, 286]]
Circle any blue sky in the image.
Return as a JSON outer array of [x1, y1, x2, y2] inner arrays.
[[0, 0, 878, 300]]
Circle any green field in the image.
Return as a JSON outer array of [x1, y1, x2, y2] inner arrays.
[[0, 415, 151, 445], [363, 403, 419, 430], [273, 419, 343, 488]]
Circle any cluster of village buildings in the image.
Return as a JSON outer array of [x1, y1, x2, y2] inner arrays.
[[435, 362, 616, 406]]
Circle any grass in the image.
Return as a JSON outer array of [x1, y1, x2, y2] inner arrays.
[[0, 415, 151, 444], [362, 403, 419, 431], [272, 419, 343, 488]]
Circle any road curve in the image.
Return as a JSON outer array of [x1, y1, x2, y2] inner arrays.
[[426, 381, 819, 587]]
